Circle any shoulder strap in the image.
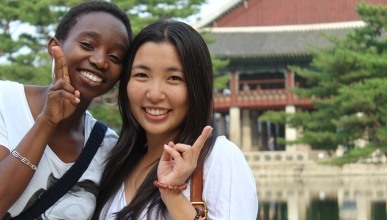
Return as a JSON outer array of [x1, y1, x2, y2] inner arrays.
[[11, 121, 108, 220], [190, 147, 207, 219]]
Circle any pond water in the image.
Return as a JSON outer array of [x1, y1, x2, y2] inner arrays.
[[255, 176, 387, 220]]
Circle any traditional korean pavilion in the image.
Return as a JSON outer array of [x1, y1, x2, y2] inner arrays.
[[193, 0, 387, 152]]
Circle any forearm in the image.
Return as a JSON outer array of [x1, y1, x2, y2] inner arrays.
[[0, 114, 56, 216], [160, 189, 203, 220]]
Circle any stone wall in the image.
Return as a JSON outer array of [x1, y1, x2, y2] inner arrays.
[[244, 150, 387, 178]]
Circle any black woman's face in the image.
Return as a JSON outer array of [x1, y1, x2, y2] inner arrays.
[[59, 12, 129, 100]]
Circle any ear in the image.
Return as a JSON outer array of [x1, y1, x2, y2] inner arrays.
[[47, 37, 61, 59]]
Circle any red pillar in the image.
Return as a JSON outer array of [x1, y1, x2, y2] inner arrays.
[[230, 71, 238, 106], [286, 69, 294, 105]]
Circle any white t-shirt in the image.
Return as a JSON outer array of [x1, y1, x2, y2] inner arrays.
[[102, 136, 258, 220], [0, 80, 118, 220]]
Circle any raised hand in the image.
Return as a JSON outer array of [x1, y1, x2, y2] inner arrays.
[[41, 46, 80, 125], [157, 126, 213, 187]]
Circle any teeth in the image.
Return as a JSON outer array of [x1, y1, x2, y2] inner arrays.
[[145, 108, 168, 116], [80, 71, 102, 83]]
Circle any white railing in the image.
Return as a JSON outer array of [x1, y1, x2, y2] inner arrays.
[[243, 151, 309, 165]]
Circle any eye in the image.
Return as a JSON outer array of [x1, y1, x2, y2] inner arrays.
[[133, 73, 148, 78], [80, 41, 93, 49], [109, 54, 122, 63], [168, 75, 183, 81]]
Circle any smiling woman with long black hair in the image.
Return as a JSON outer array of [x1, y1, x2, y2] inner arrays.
[[94, 19, 258, 220]]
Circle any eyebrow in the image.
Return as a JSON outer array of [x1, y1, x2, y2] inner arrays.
[[166, 67, 183, 72], [80, 31, 127, 52], [132, 64, 150, 71], [80, 31, 101, 38], [131, 65, 183, 73], [116, 42, 127, 52]]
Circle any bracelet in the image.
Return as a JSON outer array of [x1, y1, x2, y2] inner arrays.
[[153, 180, 187, 191], [193, 207, 202, 220], [10, 150, 38, 171]]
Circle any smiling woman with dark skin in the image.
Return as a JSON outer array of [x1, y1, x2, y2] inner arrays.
[[0, 1, 132, 219]]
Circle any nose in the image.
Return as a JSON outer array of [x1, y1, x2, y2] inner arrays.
[[89, 52, 108, 70], [146, 81, 166, 102]]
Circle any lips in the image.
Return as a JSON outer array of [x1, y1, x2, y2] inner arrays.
[[80, 71, 103, 83], [145, 108, 169, 116]]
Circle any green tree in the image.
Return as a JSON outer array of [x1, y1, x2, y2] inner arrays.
[[261, 2, 387, 150], [0, 0, 228, 131], [0, 0, 80, 85], [114, 0, 205, 34]]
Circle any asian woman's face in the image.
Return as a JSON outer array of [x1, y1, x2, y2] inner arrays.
[[127, 42, 188, 141]]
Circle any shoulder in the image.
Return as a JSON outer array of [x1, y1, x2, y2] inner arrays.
[[209, 136, 246, 162], [0, 81, 41, 105], [0, 80, 19, 86], [204, 135, 252, 179], [0, 81, 27, 114], [202, 136, 258, 219], [84, 111, 119, 149], [0, 80, 22, 94]]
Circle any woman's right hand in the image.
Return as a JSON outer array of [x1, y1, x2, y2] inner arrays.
[[157, 126, 213, 187], [41, 46, 80, 125]]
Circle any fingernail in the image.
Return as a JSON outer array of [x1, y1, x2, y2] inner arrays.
[[164, 144, 169, 149]]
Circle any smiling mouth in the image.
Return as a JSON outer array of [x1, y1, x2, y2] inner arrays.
[[80, 71, 103, 83], [145, 108, 169, 116]]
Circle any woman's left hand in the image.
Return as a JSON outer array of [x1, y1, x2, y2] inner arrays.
[[157, 126, 213, 187]]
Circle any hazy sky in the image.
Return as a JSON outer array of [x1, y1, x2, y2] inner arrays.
[[188, 0, 233, 24], [201, 0, 232, 17]]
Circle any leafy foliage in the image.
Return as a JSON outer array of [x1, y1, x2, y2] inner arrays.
[[88, 103, 122, 133], [113, 0, 205, 34], [320, 145, 387, 166], [261, 2, 387, 150]]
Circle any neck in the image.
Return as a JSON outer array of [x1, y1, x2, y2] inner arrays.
[[145, 132, 178, 159]]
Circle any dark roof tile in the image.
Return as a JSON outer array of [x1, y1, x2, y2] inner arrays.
[[206, 27, 353, 59]]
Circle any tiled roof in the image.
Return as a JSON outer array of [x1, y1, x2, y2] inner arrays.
[[193, 0, 387, 28], [204, 21, 365, 59]]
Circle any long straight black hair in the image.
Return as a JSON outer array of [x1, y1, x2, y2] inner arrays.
[[93, 19, 218, 220]]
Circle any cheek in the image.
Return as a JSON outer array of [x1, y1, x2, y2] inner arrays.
[[127, 85, 135, 101], [112, 65, 123, 80], [171, 88, 188, 108], [127, 89, 139, 115], [180, 88, 189, 105], [127, 82, 142, 103]]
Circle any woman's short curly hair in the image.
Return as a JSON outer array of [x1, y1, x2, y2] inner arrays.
[[54, 1, 132, 42]]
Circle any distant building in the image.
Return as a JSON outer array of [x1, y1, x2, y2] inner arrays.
[[193, 0, 387, 152]]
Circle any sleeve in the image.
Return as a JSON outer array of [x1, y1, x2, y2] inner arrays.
[[85, 111, 118, 157], [101, 128, 119, 153], [202, 137, 258, 220], [0, 87, 9, 149]]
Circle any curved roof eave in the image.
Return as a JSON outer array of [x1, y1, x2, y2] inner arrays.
[[214, 52, 312, 60], [204, 22, 366, 60]]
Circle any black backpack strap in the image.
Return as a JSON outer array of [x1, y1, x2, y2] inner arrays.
[[11, 121, 108, 220]]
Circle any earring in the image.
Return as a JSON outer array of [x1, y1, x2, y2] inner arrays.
[[101, 85, 119, 106], [52, 59, 55, 80]]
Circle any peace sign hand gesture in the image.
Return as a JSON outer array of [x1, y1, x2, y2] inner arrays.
[[41, 46, 80, 125], [157, 126, 213, 187]]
